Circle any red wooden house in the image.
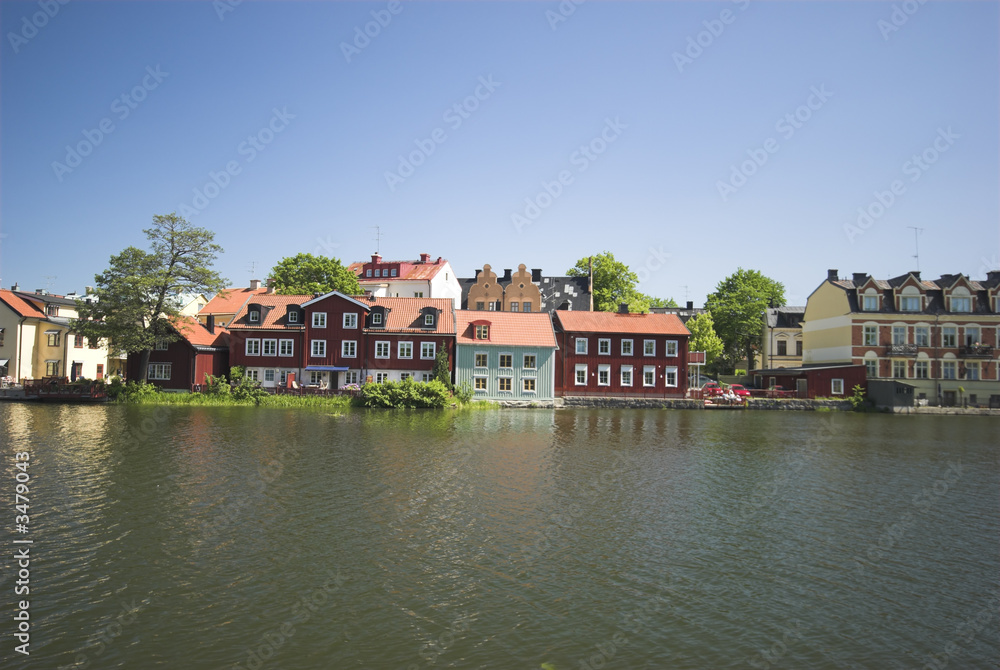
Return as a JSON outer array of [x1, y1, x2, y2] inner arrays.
[[362, 297, 456, 383], [127, 316, 229, 390], [227, 294, 309, 389], [553, 308, 690, 398]]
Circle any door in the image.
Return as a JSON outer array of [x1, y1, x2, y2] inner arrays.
[[796, 378, 808, 398], [96, 364, 104, 380]]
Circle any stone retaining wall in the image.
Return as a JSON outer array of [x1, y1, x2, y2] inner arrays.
[[560, 397, 702, 410], [746, 398, 853, 411]]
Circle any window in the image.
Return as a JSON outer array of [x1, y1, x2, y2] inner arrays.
[[262, 339, 277, 356], [621, 365, 633, 386], [575, 338, 588, 355], [865, 359, 878, 378], [46, 304, 58, 316], [915, 327, 929, 347], [421, 373, 431, 382], [343, 313, 358, 328], [475, 352, 488, 368], [664, 366, 678, 387], [942, 361, 957, 380], [414, 292, 424, 298], [398, 342, 412, 359], [598, 338, 611, 355], [154, 337, 169, 351], [644, 340, 655, 356], [893, 360, 907, 378], [246, 339, 261, 356], [831, 379, 844, 395], [400, 373, 411, 381], [311, 340, 326, 357], [942, 327, 957, 348], [966, 362, 980, 380], [74, 334, 84, 348], [965, 327, 981, 346], [375, 372, 388, 383], [374, 269, 380, 277], [366, 269, 372, 277], [311, 371, 326, 385], [665, 341, 678, 357], [476, 301, 485, 311], [279, 339, 294, 357], [424, 314, 434, 327], [421, 342, 435, 359], [0, 328, 4, 347], [499, 353, 513, 368], [88, 338, 99, 350], [900, 296, 921, 311], [147, 363, 171, 380], [951, 296, 971, 313], [598, 364, 610, 386], [474, 377, 487, 391], [312, 312, 326, 328], [342, 340, 357, 358], [523, 354, 536, 369], [46, 331, 61, 347], [795, 341, 802, 356], [621, 340, 633, 356], [249, 310, 260, 323], [498, 377, 512, 392], [264, 369, 275, 382], [476, 325, 489, 340], [777, 340, 787, 356], [45, 360, 60, 377], [523, 378, 536, 392], [892, 326, 906, 346], [280, 370, 289, 385], [345, 371, 359, 385], [391, 269, 397, 277], [863, 326, 878, 346], [643, 366, 656, 387], [509, 302, 518, 312], [863, 295, 879, 311], [523, 302, 531, 313], [575, 364, 588, 385], [288, 310, 298, 323], [914, 361, 928, 379]]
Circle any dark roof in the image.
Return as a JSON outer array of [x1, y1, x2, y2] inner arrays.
[[650, 306, 707, 324], [458, 272, 590, 312], [828, 271, 998, 316], [765, 306, 805, 329]]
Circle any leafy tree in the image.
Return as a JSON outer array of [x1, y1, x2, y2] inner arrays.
[[567, 252, 649, 312], [270, 253, 361, 296], [432, 340, 452, 389], [685, 312, 725, 368], [74, 214, 226, 381], [645, 295, 679, 309], [705, 268, 785, 373]]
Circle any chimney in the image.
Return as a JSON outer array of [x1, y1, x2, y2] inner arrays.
[[436, 256, 442, 264], [618, 303, 629, 314], [371, 253, 382, 264], [987, 270, 1000, 283], [11, 283, 19, 291], [419, 253, 430, 263], [911, 271, 921, 280], [313, 292, 322, 299], [35, 288, 46, 295], [206, 314, 215, 334], [250, 279, 262, 290], [531, 268, 542, 282], [827, 269, 839, 281], [474, 268, 482, 279], [502, 268, 512, 282], [686, 301, 694, 310], [852, 273, 868, 285], [266, 278, 275, 294]]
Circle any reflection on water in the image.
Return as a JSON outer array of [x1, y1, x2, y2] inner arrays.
[[1, 404, 997, 669]]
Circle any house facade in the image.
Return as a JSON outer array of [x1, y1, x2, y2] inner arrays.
[[348, 253, 462, 309], [453, 311, 557, 401], [126, 316, 229, 391], [761, 306, 805, 369], [198, 280, 269, 327], [803, 269, 1000, 406], [553, 309, 690, 398], [459, 264, 591, 313], [363, 297, 455, 384]]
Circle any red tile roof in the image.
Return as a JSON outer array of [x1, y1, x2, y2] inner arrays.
[[0, 290, 47, 318], [172, 316, 229, 348], [201, 287, 267, 316], [363, 297, 455, 333], [455, 311, 557, 348], [347, 258, 447, 283], [229, 294, 310, 329], [554, 310, 690, 336]]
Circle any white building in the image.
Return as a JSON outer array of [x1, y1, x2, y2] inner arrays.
[[348, 253, 462, 309]]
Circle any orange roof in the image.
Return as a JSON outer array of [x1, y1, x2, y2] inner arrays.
[[347, 258, 446, 283], [171, 315, 229, 348], [455, 310, 557, 348], [0, 289, 47, 318], [229, 294, 310, 329], [364, 297, 455, 333], [554, 310, 690, 336], [201, 287, 267, 315]]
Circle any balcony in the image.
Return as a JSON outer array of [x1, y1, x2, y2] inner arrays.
[[960, 344, 993, 359], [885, 344, 917, 356]]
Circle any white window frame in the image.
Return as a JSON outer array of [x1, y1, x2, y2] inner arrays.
[[621, 339, 633, 356], [643, 365, 656, 387], [621, 365, 633, 386], [575, 364, 588, 385], [598, 338, 611, 355], [831, 378, 845, 395], [942, 361, 957, 380], [262, 339, 277, 356], [246, 339, 261, 356], [424, 314, 434, 326], [915, 326, 929, 348], [951, 296, 971, 313], [287, 310, 298, 323], [342, 340, 357, 358], [664, 366, 678, 387], [863, 295, 879, 311], [155, 338, 169, 351], [279, 339, 294, 357], [343, 313, 358, 329], [375, 341, 390, 359], [575, 338, 588, 355], [966, 361, 981, 380], [965, 326, 981, 346], [264, 369, 275, 383], [148, 363, 171, 380], [391, 269, 397, 277], [397, 341, 412, 359], [249, 310, 260, 323], [914, 361, 929, 379], [865, 359, 878, 379], [892, 360, 907, 378], [665, 340, 678, 357], [310, 371, 325, 385], [311, 340, 326, 357], [366, 269, 372, 277], [312, 312, 327, 328], [892, 326, 906, 346], [420, 342, 436, 360], [375, 372, 388, 383], [597, 364, 611, 386], [371, 312, 383, 326], [942, 327, 957, 348], [345, 371, 359, 385], [900, 296, 921, 312], [643, 340, 655, 356], [413, 291, 424, 298]]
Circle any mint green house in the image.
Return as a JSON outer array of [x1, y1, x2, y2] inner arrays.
[[454, 311, 558, 401]]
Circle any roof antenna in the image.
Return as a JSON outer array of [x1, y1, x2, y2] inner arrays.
[[372, 225, 382, 255], [248, 261, 257, 280], [907, 226, 924, 272]]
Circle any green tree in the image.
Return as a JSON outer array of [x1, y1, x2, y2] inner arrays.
[[685, 312, 725, 368], [705, 268, 785, 373], [269, 253, 360, 296], [567, 252, 649, 312], [432, 339, 452, 389], [645, 295, 679, 309], [74, 214, 226, 381]]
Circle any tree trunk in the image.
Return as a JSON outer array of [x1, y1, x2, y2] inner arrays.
[[745, 340, 755, 373], [138, 349, 151, 382]]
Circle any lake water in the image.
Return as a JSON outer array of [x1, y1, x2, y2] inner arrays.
[[2, 403, 998, 669]]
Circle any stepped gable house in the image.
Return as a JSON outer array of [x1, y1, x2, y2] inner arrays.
[[459, 263, 591, 312]]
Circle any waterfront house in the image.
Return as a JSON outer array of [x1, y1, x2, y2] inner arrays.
[[761, 306, 806, 369], [197, 280, 269, 327], [553, 307, 690, 398], [361, 296, 455, 384], [126, 316, 229, 391], [803, 269, 1000, 407], [459, 263, 591, 313], [348, 253, 462, 309], [453, 310, 558, 401]]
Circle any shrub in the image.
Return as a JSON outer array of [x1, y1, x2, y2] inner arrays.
[[453, 381, 474, 404], [355, 378, 451, 408], [848, 384, 870, 411], [119, 380, 162, 402]]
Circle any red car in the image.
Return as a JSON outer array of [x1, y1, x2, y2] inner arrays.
[[729, 384, 751, 398], [702, 382, 724, 397]]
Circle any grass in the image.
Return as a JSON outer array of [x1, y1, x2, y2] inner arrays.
[[120, 392, 354, 409]]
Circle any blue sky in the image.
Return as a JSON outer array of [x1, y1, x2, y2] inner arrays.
[[1, 0, 997, 306]]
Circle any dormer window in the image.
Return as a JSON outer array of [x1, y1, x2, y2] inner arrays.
[[249, 310, 260, 323], [900, 296, 920, 312], [371, 312, 383, 326], [475, 325, 489, 340], [46, 304, 58, 316], [424, 314, 434, 327], [951, 296, 971, 313], [374, 269, 381, 277], [862, 295, 878, 311], [390, 269, 397, 277], [287, 310, 298, 323], [366, 270, 372, 277]]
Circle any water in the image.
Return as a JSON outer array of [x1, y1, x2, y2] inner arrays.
[[2, 403, 997, 669]]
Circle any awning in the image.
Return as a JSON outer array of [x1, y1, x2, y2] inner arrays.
[[304, 366, 348, 372], [45, 329, 60, 334]]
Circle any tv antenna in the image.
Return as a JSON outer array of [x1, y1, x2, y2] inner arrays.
[[682, 285, 690, 303], [372, 226, 382, 255], [248, 261, 257, 279], [43, 275, 57, 292], [907, 227, 924, 272]]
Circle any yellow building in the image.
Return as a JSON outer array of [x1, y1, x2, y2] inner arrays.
[[761, 306, 805, 369], [803, 269, 1000, 407]]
